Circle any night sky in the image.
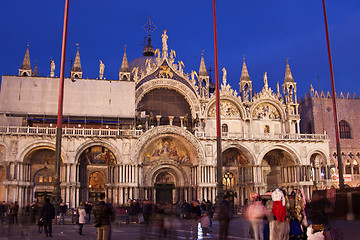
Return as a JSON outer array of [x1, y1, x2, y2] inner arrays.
[[1, 0, 360, 99]]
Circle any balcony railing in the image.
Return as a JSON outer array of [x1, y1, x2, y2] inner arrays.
[[197, 132, 328, 141], [0, 125, 328, 141], [0, 126, 143, 138]]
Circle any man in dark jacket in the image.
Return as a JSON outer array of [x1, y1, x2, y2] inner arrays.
[[41, 198, 55, 237], [218, 195, 232, 240], [93, 193, 115, 240]]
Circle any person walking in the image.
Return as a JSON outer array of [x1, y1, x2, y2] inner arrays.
[[93, 193, 115, 240], [246, 194, 269, 240], [10, 201, 19, 224], [41, 198, 55, 237], [58, 201, 67, 225], [218, 195, 232, 240], [78, 202, 86, 236]]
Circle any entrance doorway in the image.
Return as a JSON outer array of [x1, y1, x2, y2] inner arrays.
[[155, 183, 174, 204], [155, 171, 175, 204]]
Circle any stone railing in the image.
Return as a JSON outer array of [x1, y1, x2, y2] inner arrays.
[[0, 126, 143, 138], [195, 131, 328, 141], [0, 125, 328, 141]]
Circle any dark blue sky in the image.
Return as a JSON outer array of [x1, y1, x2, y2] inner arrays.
[[1, 0, 359, 98]]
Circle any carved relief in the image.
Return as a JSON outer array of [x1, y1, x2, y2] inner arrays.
[[10, 140, 18, 154], [205, 144, 213, 157], [208, 100, 240, 118], [252, 103, 280, 120]]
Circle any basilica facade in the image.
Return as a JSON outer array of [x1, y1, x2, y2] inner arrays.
[[0, 31, 331, 208]]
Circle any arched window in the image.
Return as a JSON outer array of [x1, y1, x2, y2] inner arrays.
[[353, 160, 359, 175], [339, 120, 351, 138], [345, 160, 352, 174], [223, 172, 235, 191], [222, 124, 228, 134]]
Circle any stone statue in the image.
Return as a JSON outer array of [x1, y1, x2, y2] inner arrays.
[[263, 72, 268, 88], [50, 59, 55, 77], [132, 67, 139, 82], [276, 81, 280, 94], [222, 67, 227, 85], [154, 49, 161, 58], [99, 60, 105, 79], [178, 61, 184, 72], [161, 30, 168, 55], [145, 59, 152, 74], [170, 49, 176, 59], [190, 70, 198, 84]]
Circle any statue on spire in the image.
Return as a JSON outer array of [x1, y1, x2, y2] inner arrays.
[[50, 59, 55, 77], [99, 60, 105, 79], [161, 30, 168, 57], [263, 72, 268, 88], [222, 67, 227, 85]]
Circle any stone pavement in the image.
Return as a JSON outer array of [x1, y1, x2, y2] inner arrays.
[[0, 216, 359, 239]]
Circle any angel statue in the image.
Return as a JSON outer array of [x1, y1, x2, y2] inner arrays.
[[170, 49, 176, 59], [190, 70, 198, 84], [178, 61, 185, 72], [132, 67, 139, 82]]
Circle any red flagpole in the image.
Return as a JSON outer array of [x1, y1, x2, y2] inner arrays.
[[53, 0, 70, 207], [322, 0, 344, 189], [212, 0, 223, 201]]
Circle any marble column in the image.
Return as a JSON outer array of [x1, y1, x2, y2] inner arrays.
[[179, 116, 184, 127], [168, 116, 174, 126], [156, 115, 162, 126]]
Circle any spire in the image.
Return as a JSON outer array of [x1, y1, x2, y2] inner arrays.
[[19, 43, 32, 76], [240, 57, 250, 82], [33, 59, 39, 77], [119, 45, 131, 81], [284, 58, 294, 82], [70, 44, 83, 79], [72, 45, 82, 72], [21, 44, 31, 70], [199, 51, 208, 76], [143, 17, 156, 56], [120, 45, 130, 72]]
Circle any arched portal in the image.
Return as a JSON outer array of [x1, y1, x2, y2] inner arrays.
[[24, 148, 57, 203], [78, 146, 116, 203], [262, 149, 297, 191], [154, 171, 175, 204], [222, 147, 252, 205]]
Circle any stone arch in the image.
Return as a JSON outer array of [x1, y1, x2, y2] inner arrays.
[[135, 80, 200, 118], [144, 161, 188, 187], [206, 96, 246, 119], [74, 140, 121, 165], [18, 140, 66, 164], [251, 100, 285, 121], [307, 149, 329, 165], [221, 143, 256, 166], [131, 125, 205, 165], [257, 144, 301, 166]]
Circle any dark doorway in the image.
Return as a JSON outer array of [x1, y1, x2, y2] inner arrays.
[[35, 191, 52, 204], [155, 184, 174, 204]]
